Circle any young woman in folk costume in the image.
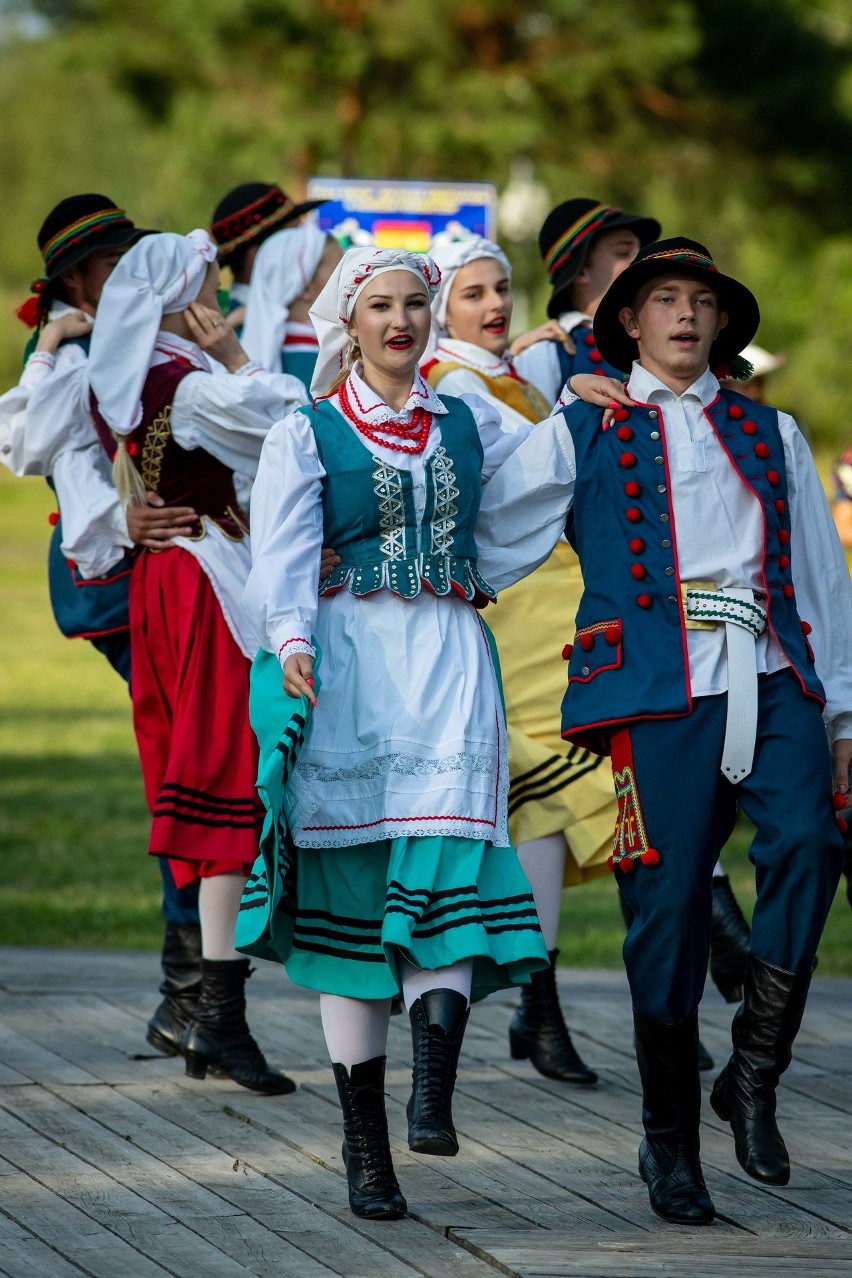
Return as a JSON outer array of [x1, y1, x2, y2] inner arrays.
[[87, 230, 309, 1095], [424, 237, 618, 1087], [239, 246, 549, 1221], [240, 222, 343, 384]]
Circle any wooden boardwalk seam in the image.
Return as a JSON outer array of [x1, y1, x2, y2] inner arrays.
[[0, 948, 849, 1277]]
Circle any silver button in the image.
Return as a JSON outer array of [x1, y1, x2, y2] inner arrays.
[[1, 444, 9, 454], [668, 595, 677, 603], [648, 410, 658, 419], [581, 665, 590, 676], [660, 513, 669, 522], [650, 431, 660, 440], [657, 484, 666, 494], [665, 567, 674, 576], [662, 538, 671, 548], [654, 456, 664, 465]]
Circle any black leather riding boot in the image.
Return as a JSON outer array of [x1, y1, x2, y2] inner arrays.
[[711, 954, 811, 1185], [407, 988, 469, 1156], [620, 893, 714, 1071], [709, 875, 751, 1004], [182, 958, 295, 1094], [332, 1055, 407, 1220], [146, 922, 202, 1056], [509, 949, 597, 1084], [634, 1010, 715, 1225]]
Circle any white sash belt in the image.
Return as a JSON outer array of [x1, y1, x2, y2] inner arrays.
[[683, 582, 768, 784]]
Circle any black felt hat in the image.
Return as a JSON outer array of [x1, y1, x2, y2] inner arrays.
[[592, 237, 760, 375], [17, 195, 150, 327], [539, 198, 660, 319], [210, 182, 329, 265]]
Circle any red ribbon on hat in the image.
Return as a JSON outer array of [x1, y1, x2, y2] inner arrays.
[[16, 278, 49, 329]]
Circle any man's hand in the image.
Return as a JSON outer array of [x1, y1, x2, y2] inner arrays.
[[185, 302, 249, 372], [36, 311, 93, 354], [509, 321, 576, 358], [126, 492, 197, 548], [284, 652, 316, 705], [832, 737, 852, 796], [320, 547, 341, 583]]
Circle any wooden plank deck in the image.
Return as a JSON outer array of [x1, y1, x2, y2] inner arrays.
[[0, 948, 849, 1278]]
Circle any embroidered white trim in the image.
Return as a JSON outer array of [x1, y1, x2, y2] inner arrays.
[[685, 590, 768, 639], [430, 446, 459, 556], [373, 458, 407, 561]]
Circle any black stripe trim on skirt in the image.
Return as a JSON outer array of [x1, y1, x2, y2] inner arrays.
[[509, 750, 578, 789], [509, 756, 582, 806], [293, 938, 387, 962], [159, 781, 259, 810], [413, 912, 541, 940], [386, 892, 536, 927], [508, 757, 606, 816], [152, 806, 259, 830]]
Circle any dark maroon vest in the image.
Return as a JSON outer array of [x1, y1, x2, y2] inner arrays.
[[92, 358, 247, 540]]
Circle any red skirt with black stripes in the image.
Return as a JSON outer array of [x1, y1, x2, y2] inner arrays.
[[129, 546, 261, 888]]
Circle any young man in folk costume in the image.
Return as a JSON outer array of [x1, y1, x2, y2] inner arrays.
[[210, 181, 329, 345], [513, 197, 660, 405], [477, 238, 851, 1224], [0, 194, 209, 1058], [516, 199, 755, 1034], [87, 229, 310, 1093]]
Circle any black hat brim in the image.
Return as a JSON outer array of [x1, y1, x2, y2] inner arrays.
[[593, 259, 760, 374], [218, 199, 329, 265], [546, 213, 662, 318], [44, 224, 154, 282]]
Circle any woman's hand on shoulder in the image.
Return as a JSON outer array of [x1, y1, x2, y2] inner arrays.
[[35, 311, 93, 354], [509, 321, 576, 358], [569, 374, 631, 425], [283, 652, 317, 706], [126, 492, 197, 547]]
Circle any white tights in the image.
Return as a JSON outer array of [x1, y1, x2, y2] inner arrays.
[[197, 872, 247, 961], [517, 833, 567, 950], [320, 956, 473, 1070]]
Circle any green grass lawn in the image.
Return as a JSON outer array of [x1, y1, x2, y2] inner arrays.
[[1, 469, 850, 969]]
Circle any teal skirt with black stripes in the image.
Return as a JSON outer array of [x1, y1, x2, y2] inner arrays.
[[236, 649, 548, 1000]]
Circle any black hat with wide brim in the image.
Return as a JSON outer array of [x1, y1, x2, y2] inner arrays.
[[540, 199, 661, 319], [593, 237, 761, 374], [211, 182, 329, 265], [38, 194, 151, 281]]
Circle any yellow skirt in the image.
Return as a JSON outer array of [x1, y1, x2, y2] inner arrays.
[[485, 542, 615, 886]]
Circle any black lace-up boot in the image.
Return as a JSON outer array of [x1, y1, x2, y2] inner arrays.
[[332, 1055, 407, 1220], [635, 1010, 715, 1225], [182, 958, 295, 1094], [146, 922, 202, 1057], [711, 955, 811, 1185], [407, 988, 469, 1156], [709, 875, 751, 1004], [619, 893, 714, 1071], [509, 949, 597, 1084]]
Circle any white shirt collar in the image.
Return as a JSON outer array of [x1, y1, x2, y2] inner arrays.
[[557, 310, 593, 334], [152, 329, 212, 373], [229, 281, 250, 305], [627, 360, 720, 408], [339, 361, 447, 422], [47, 298, 90, 323], [434, 337, 512, 377]]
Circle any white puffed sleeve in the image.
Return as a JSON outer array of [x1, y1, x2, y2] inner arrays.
[[513, 340, 564, 407], [453, 391, 532, 482], [475, 412, 577, 594], [52, 444, 131, 578], [781, 413, 852, 742], [433, 368, 534, 438], [242, 411, 325, 665], [0, 346, 91, 477], [170, 369, 308, 477]]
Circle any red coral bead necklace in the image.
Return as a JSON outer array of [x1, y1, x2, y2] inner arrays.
[[338, 378, 432, 455]]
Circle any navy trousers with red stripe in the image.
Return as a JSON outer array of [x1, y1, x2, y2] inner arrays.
[[613, 669, 843, 1024]]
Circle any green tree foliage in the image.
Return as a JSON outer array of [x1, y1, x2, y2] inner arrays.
[[1, 0, 851, 438]]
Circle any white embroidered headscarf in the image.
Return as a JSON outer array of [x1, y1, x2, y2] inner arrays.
[[241, 224, 328, 372], [429, 236, 512, 332], [88, 229, 217, 436], [308, 246, 441, 397]]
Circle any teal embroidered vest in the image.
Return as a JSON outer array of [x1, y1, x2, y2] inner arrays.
[[304, 395, 495, 602]]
